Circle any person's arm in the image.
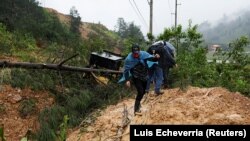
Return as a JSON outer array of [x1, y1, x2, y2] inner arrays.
[[118, 55, 133, 84], [126, 80, 131, 87], [146, 47, 160, 62]]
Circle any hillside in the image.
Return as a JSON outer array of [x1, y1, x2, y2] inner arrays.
[[45, 8, 107, 39], [67, 86, 250, 141], [199, 10, 250, 44], [0, 85, 54, 141], [45, 8, 122, 54]]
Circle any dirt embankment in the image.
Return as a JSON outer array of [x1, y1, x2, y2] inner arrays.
[[1, 85, 249, 141], [67, 86, 250, 141], [0, 85, 54, 141]]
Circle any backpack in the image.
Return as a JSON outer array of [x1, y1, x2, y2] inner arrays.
[[150, 41, 176, 68]]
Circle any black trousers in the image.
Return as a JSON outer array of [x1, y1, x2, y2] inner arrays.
[[132, 77, 147, 113], [132, 77, 147, 102], [163, 66, 171, 87]]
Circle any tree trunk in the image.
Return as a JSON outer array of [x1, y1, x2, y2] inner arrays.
[[0, 61, 122, 74]]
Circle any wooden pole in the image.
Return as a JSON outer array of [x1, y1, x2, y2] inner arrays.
[[0, 61, 122, 74]]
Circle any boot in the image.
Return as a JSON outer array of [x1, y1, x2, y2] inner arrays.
[[134, 100, 141, 114], [155, 90, 164, 95]]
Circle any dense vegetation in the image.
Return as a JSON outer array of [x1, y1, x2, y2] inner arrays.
[[0, 0, 134, 140], [0, 0, 249, 141], [157, 21, 250, 94]]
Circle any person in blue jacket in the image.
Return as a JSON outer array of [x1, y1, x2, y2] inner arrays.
[[118, 44, 159, 115]]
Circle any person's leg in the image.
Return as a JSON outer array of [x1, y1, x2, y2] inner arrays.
[[162, 67, 167, 88], [163, 66, 170, 89], [133, 78, 146, 113], [154, 66, 163, 94], [145, 66, 154, 93]]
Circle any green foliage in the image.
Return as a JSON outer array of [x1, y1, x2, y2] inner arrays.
[[185, 21, 203, 48], [35, 76, 132, 141], [20, 137, 28, 141], [226, 36, 250, 65], [87, 33, 109, 53], [85, 23, 121, 55], [66, 90, 93, 126], [69, 6, 81, 36], [0, 23, 37, 60], [58, 115, 69, 141], [18, 99, 37, 118], [147, 33, 154, 44], [0, 1, 133, 141], [0, 23, 13, 54], [115, 18, 128, 38], [0, 124, 6, 141], [2, 2, 248, 141], [213, 36, 250, 95], [12, 31, 36, 51], [158, 22, 249, 95], [38, 105, 66, 136], [9, 69, 57, 91], [114, 17, 145, 54], [172, 47, 216, 89], [0, 0, 123, 67], [159, 23, 208, 89], [36, 122, 57, 141]]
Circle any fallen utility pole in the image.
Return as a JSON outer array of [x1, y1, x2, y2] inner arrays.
[[0, 60, 122, 74]]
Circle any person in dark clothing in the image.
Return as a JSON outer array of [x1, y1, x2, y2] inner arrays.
[[146, 42, 167, 94], [118, 44, 159, 115], [161, 41, 176, 88], [146, 41, 176, 91]]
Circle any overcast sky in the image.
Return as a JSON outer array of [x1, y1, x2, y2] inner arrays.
[[38, 0, 250, 36]]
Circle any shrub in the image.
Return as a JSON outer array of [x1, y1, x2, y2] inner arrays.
[[18, 99, 37, 118]]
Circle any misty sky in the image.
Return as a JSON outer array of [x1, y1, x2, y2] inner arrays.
[[37, 0, 250, 36]]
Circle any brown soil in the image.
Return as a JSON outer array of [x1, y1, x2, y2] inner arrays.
[[1, 84, 249, 141], [0, 85, 54, 141], [67, 86, 250, 141]]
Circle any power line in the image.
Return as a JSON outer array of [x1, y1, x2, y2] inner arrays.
[[129, 0, 143, 25], [128, 0, 147, 29], [132, 0, 148, 29], [129, 0, 147, 28]]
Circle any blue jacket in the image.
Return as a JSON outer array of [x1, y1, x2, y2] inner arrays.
[[118, 51, 157, 83]]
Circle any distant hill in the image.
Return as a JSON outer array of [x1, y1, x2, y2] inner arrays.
[[45, 8, 122, 54], [198, 10, 250, 45], [0, 0, 123, 63]]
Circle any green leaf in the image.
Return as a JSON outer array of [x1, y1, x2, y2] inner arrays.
[[0, 127, 6, 141], [20, 137, 28, 141]]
